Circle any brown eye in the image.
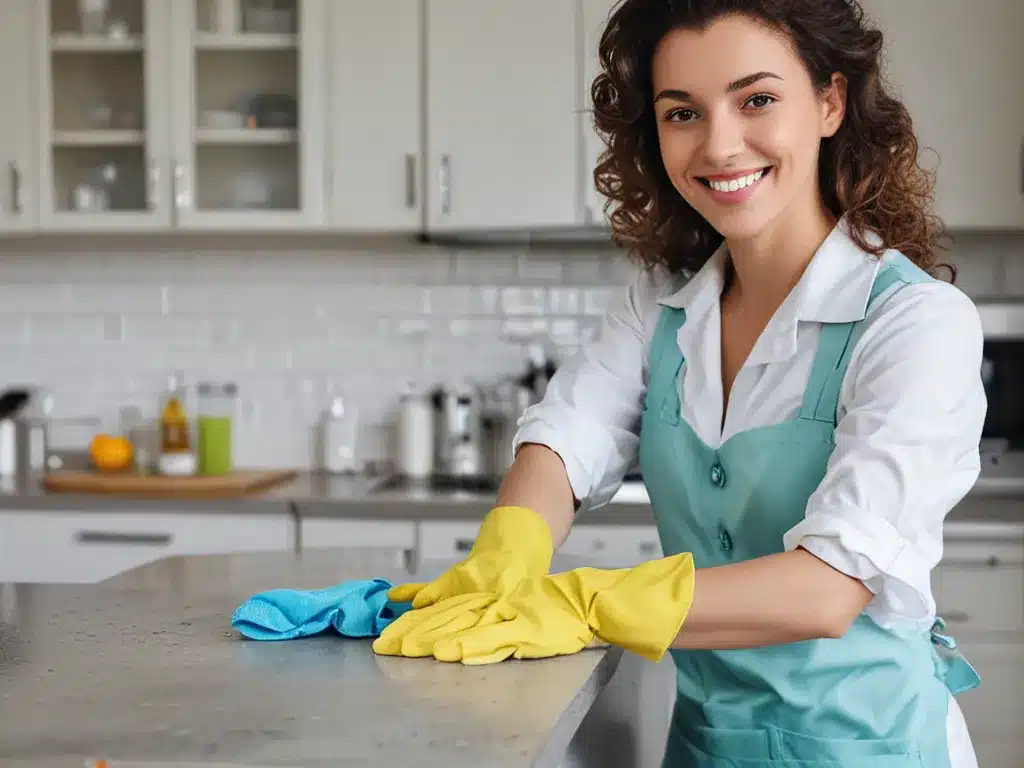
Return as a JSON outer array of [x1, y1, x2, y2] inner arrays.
[[667, 108, 698, 122], [744, 94, 776, 110]]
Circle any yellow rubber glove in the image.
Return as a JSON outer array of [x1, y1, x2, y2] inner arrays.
[[431, 552, 696, 665], [386, 505, 553, 609]]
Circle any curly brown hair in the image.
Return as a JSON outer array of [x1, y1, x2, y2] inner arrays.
[[591, 0, 952, 280]]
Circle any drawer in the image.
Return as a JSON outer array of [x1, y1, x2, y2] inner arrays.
[[934, 541, 1024, 634], [300, 518, 416, 550], [955, 641, 1024, 740], [415, 521, 664, 570], [417, 520, 482, 561], [561, 524, 662, 568], [0, 510, 292, 584]]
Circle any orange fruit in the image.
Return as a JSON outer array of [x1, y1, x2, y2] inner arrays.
[[89, 433, 134, 472]]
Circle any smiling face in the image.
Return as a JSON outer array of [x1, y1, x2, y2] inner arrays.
[[652, 14, 845, 243]]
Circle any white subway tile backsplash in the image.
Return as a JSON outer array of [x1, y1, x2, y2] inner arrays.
[[548, 287, 581, 315], [0, 284, 72, 313], [0, 232, 1019, 467], [582, 288, 613, 316], [0, 317, 28, 343], [70, 284, 164, 313], [500, 286, 546, 315]]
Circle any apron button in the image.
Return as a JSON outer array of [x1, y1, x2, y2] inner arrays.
[[709, 462, 726, 487], [719, 528, 733, 552]]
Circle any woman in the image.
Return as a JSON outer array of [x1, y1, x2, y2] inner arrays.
[[375, 0, 986, 765]]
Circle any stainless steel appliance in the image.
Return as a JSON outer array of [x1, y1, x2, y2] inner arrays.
[[0, 387, 49, 487], [977, 302, 1024, 456]]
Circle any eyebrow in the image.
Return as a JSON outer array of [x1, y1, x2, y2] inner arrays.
[[654, 71, 783, 103]]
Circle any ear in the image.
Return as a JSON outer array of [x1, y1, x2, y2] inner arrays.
[[819, 72, 847, 138]]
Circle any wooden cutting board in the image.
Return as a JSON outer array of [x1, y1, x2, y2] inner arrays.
[[42, 468, 298, 499]]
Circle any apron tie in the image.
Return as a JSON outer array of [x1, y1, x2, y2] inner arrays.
[[929, 616, 981, 695]]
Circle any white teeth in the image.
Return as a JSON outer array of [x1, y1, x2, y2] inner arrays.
[[707, 169, 765, 193]]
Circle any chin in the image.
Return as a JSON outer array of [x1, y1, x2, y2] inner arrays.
[[692, 203, 775, 243]]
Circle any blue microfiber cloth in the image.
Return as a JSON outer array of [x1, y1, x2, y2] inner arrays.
[[231, 578, 413, 641]]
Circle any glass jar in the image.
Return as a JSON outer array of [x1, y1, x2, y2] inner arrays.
[[197, 382, 237, 476]]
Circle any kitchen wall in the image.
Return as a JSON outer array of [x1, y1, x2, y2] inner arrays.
[[0, 230, 1021, 469]]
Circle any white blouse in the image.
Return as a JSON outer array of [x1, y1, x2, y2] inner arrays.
[[514, 221, 987, 632]]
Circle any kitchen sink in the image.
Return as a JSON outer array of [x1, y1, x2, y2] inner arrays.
[[371, 473, 503, 494]]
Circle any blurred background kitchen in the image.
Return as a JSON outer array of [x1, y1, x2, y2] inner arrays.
[[0, 1, 1021, 767]]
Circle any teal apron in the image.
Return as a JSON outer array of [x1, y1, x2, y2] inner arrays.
[[638, 253, 980, 767]]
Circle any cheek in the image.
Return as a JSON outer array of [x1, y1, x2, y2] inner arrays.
[[755, 110, 820, 172], [657, 129, 698, 184]]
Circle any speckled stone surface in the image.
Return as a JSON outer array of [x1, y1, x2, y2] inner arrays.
[[0, 549, 622, 767]]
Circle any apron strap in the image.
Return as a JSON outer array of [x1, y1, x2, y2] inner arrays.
[[644, 305, 687, 424], [799, 253, 933, 424]]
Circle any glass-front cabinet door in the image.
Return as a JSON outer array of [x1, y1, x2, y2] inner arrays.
[[37, 0, 172, 230], [170, 0, 325, 230]]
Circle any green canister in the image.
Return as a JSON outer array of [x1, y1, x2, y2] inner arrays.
[[197, 381, 237, 476]]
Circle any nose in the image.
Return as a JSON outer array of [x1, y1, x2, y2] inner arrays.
[[701, 111, 745, 167]]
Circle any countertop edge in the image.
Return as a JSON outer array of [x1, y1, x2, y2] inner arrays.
[[533, 646, 625, 768]]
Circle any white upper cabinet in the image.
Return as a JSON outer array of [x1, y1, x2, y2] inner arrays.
[[327, 0, 423, 232], [0, 0, 37, 233], [862, 0, 1024, 230], [36, 0, 173, 230], [170, 0, 326, 230], [581, 0, 618, 229], [424, 0, 580, 232]]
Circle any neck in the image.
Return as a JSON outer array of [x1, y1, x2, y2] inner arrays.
[[723, 198, 837, 311]]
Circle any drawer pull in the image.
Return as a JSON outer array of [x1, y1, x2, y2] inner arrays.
[[454, 537, 474, 552], [75, 531, 173, 546], [638, 541, 658, 555], [939, 610, 971, 624], [941, 556, 1004, 569]]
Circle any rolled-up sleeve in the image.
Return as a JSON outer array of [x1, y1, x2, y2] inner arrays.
[[783, 281, 986, 629], [513, 266, 666, 511]]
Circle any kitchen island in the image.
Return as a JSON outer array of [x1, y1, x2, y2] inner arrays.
[[0, 548, 623, 768]]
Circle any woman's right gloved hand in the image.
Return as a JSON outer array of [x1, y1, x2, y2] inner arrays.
[[372, 505, 553, 657], [387, 505, 554, 608]]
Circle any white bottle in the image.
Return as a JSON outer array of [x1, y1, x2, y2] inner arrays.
[[321, 396, 359, 474], [397, 385, 434, 478]]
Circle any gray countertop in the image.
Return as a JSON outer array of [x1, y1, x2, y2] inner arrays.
[[0, 548, 622, 767]]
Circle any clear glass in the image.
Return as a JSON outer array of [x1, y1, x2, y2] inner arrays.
[[197, 382, 237, 475]]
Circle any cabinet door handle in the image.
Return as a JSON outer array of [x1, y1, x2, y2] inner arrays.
[[439, 154, 451, 214], [173, 163, 190, 209], [405, 153, 417, 208], [454, 537, 474, 552], [75, 531, 173, 546], [147, 160, 160, 210], [638, 541, 658, 555], [939, 609, 971, 624], [9, 162, 22, 214]]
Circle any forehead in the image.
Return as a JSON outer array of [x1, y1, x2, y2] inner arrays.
[[651, 14, 803, 93]]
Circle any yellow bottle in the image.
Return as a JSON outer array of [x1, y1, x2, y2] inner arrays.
[[160, 371, 191, 455]]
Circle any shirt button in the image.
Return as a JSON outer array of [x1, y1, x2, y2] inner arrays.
[[719, 527, 734, 552], [709, 462, 726, 488]]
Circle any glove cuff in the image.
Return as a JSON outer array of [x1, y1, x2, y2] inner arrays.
[[588, 552, 695, 662], [473, 505, 554, 574]]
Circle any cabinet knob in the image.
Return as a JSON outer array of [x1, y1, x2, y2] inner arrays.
[[439, 155, 452, 215]]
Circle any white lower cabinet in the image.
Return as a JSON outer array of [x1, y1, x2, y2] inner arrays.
[[298, 517, 417, 571], [0, 508, 293, 584], [934, 537, 1024, 768]]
